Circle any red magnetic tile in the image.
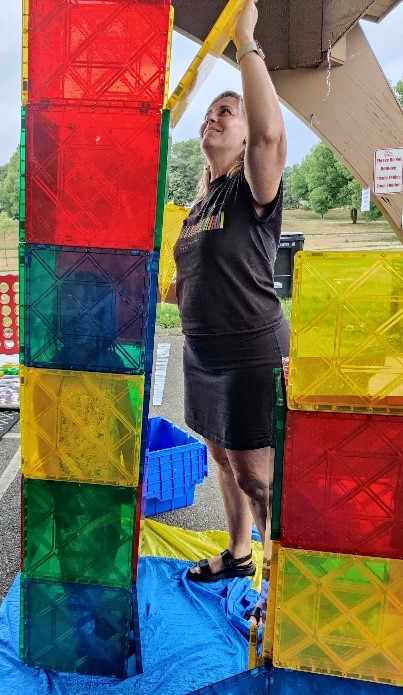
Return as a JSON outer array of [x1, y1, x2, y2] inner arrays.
[[24, 105, 161, 249], [26, 0, 171, 108], [281, 410, 403, 559]]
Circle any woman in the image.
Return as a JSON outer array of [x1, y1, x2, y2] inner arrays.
[[173, 0, 289, 594]]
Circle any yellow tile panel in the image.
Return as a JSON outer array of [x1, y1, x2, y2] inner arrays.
[[166, 0, 248, 127], [288, 251, 403, 414], [20, 365, 144, 486], [263, 541, 280, 660], [163, 6, 174, 108], [273, 547, 403, 686], [159, 203, 188, 301]]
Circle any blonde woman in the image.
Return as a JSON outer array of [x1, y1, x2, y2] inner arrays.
[[173, 0, 289, 613]]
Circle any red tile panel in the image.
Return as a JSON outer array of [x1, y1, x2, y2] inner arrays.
[[281, 410, 403, 559], [24, 105, 161, 249], [25, 0, 171, 108]]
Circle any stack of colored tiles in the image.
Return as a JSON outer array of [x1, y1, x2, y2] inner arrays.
[[265, 251, 403, 693], [19, 0, 173, 678]]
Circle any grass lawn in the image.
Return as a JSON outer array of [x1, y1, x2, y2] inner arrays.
[[282, 208, 401, 251]]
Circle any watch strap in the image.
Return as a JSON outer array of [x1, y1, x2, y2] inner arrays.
[[236, 40, 265, 63]]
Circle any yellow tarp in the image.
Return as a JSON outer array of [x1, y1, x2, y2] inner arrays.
[[141, 518, 263, 590]]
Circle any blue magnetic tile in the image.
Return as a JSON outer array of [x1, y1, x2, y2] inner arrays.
[[21, 576, 139, 678], [270, 667, 401, 694], [187, 666, 269, 694], [21, 245, 159, 375]]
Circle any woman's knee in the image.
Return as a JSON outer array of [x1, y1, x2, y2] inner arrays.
[[204, 438, 231, 469], [234, 470, 269, 501]]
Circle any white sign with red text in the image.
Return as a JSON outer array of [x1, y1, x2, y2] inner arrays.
[[373, 148, 403, 194]]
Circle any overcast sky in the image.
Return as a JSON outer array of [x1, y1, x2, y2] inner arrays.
[[0, 1, 402, 167]]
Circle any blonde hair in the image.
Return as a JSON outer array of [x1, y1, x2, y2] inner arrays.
[[194, 91, 245, 204]]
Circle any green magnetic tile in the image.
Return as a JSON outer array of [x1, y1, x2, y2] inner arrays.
[[154, 109, 171, 249], [19, 243, 57, 366], [271, 368, 287, 541], [23, 479, 137, 589], [21, 576, 136, 678], [273, 547, 403, 686], [21, 365, 144, 487], [288, 251, 403, 414]]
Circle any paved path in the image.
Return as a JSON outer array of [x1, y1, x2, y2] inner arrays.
[[0, 328, 226, 602]]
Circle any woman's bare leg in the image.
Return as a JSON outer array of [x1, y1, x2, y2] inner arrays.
[[190, 438, 273, 576]]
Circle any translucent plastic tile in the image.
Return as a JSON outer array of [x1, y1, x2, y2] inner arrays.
[[270, 667, 401, 694], [163, 6, 174, 107], [281, 410, 403, 559], [288, 251, 403, 414], [154, 109, 172, 250], [262, 541, 280, 660], [186, 666, 269, 695], [23, 104, 162, 249], [21, 575, 137, 678], [273, 547, 403, 686], [166, 0, 248, 128], [24, 0, 171, 108], [21, 0, 29, 104], [21, 245, 159, 374], [21, 366, 144, 486], [271, 368, 287, 542], [23, 478, 137, 589], [159, 202, 188, 301], [19, 109, 26, 236]]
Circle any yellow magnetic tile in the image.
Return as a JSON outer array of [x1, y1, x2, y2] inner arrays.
[[263, 541, 280, 659], [288, 251, 403, 415], [163, 5, 174, 108], [166, 0, 248, 127], [273, 547, 403, 686], [22, 0, 29, 105], [20, 365, 144, 487], [159, 202, 188, 301]]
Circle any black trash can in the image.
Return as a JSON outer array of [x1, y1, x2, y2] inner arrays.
[[274, 232, 305, 298]]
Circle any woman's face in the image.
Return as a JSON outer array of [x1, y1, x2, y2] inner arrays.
[[199, 96, 247, 158]]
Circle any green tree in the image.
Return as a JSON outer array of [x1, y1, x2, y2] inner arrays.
[[282, 166, 300, 209], [167, 138, 204, 206], [394, 79, 403, 107], [0, 147, 20, 218], [305, 143, 349, 216], [0, 162, 9, 184], [289, 160, 309, 203]]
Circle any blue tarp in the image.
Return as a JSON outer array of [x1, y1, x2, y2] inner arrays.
[[0, 557, 259, 695]]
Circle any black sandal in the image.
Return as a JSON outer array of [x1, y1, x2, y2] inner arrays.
[[245, 604, 261, 625], [187, 549, 256, 584]]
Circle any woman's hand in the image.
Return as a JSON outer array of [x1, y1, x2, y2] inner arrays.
[[234, 0, 258, 49]]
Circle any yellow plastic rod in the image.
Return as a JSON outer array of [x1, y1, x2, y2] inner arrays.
[[166, 0, 248, 127]]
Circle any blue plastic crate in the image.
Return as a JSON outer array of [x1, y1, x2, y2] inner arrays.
[[144, 417, 208, 516]]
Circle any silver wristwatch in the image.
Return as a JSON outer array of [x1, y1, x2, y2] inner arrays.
[[236, 40, 265, 64]]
